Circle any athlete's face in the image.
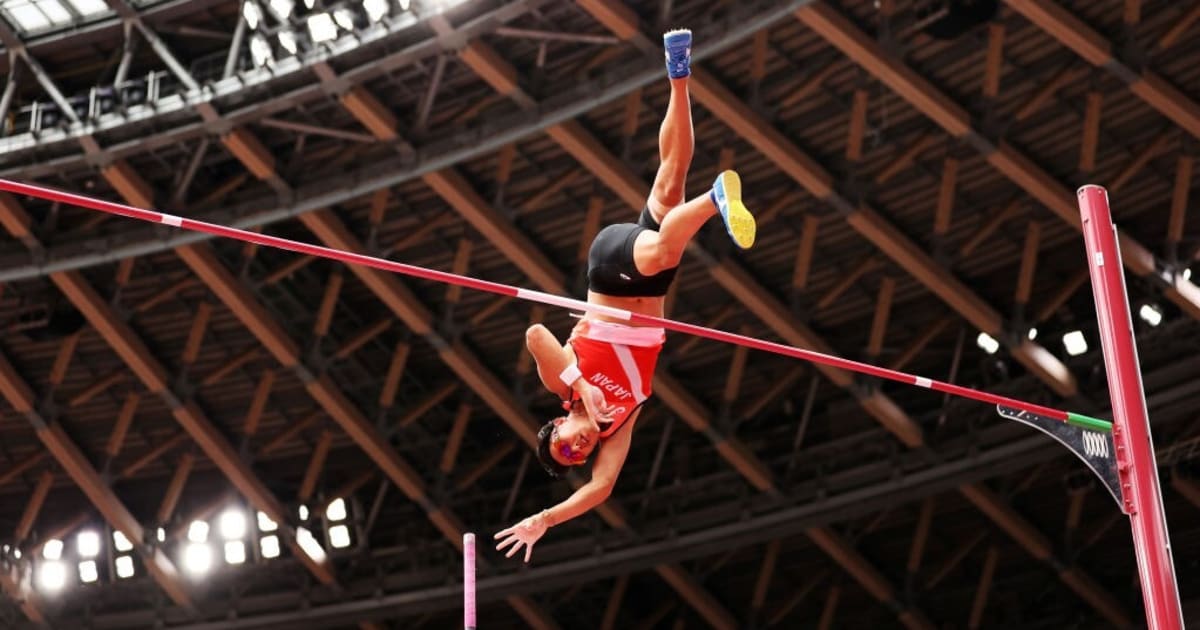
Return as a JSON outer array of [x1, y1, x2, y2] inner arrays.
[[549, 407, 600, 467]]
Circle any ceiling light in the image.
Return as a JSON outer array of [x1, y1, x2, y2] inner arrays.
[[78, 560, 99, 584], [268, 0, 294, 19], [224, 541, 247, 565], [115, 555, 136, 579], [43, 539, 64, 561], [296, 527, 327, 563], [329, 524, 352, 549], [298, 504, 309, 521], [975, 332, 999, 355], [398, 0, 410, 9], [1027, 327, 1038, 340], [242, 1, 262, 29], [219, 510, 247, 540], [156, 528, 166, 543], [325, 498, 347, 522], [278, 30, 299, 55], [307, 12, 338, 42], [67, 0, 109, 16], [333, 7, 356, 30], [260, 535, 281, 559], [257, 511, 278, 532], [1063, 330, 1088, 356], [250, 34, 273, 66], [1138, 304, 1163, 327], [187, 521, 209, 544], [363, 0, 389, 23], [183, 543, 212, 575], [77, 531, 100, 558], [113, 531, 133, 552], [1184, 268, 1192, 282], [38, 561, 67, 592]]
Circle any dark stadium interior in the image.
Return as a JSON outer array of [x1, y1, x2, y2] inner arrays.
[[0, 0, 1199, 627]]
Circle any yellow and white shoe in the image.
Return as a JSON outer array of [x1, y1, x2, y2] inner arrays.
[[711, 170, 755, 249]]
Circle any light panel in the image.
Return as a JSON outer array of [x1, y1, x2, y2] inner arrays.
[[975, 332, 999, 355], [325, 498, 347, 522], [1063, 330, 1088, 356], [329, 524, 351, 549], [113, 530, 133, 552], [77, 531, 100, 558], [183, 543, 212, 575], [219, 509, 247, 540], [187, 520, 210, 543], [78, 560, 99, 584], [260, 535, 281, 559], [224, 541, 246, 565], [307, 12, 338, 42], [42, 538, 63, 561], [115, 555, 135, 579], [37, 561, 67, 591]]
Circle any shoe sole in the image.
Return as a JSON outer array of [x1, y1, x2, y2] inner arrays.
[[717, 171, 755, 249]]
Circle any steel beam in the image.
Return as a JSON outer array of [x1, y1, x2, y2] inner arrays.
[[958, 482, 1132, 627], [1004, 0, 1200, 139], [0, 347, 193, 609], [795, 1, 1200, 322]]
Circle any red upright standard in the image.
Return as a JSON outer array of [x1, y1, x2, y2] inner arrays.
[[1077, 185, 1182, 629]]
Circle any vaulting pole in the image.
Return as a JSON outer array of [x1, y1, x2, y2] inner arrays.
[[0, 177, 1110, 434], [1077, 185, 1182, 630]]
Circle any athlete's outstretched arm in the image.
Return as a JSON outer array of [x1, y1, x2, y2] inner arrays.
[[493, 413, 639, 562]]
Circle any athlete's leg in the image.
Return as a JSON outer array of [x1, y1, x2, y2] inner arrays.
[[634, 171, 755, 275], [647, 29, 695, 220]]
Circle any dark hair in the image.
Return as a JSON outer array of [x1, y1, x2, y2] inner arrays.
[[536, 420, 569, 478]]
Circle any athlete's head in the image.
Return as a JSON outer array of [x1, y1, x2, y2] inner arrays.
[[536, 398, 601, 477]]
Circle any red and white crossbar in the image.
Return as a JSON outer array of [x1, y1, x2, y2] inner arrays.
[[0, 178, 1110, 432]]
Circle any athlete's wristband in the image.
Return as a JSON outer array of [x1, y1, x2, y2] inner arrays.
[[559, 364, 582, 387]]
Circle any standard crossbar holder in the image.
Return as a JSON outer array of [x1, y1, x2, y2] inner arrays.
[[996, 405, 1123, 510]]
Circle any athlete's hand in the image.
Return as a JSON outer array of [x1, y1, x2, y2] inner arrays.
[[494, 511, 549, 563], [576, 381, 616, 425]]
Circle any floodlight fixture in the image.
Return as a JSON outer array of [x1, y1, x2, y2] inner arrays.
[[260, 535, 281, 558], [78, 560, 99, 584], [113, 530, 133, 552], [115, 555, 135, 579], [183, 543, 212, 575], [187, 520, 209, 543], [975, 332, 999, 355], [326, 498, 347, 521], [329, 524, 352, 549], [38, 561, 67, 591], [77, 531, 100, 558], [219, 509, 248, 540], [224, 541, 247, 565], [43, 539, 64, 561], [1138, 304, 1163, 327], [307, 12, 338, 42], [1063, 330, 1088, 356]]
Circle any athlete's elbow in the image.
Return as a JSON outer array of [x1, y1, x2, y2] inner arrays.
[[525, 324, 548, 348]]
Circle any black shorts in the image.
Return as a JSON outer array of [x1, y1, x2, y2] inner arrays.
[[587, 206, 679, 297]]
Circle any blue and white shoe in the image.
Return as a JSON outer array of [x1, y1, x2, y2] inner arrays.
[[663, 29, 692, 79], [710, 170, 755, 249]]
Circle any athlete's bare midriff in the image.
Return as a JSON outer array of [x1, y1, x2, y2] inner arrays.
[[586, 291, 665, 323]]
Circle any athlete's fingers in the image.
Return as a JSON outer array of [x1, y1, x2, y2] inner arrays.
[[524, 543, 533, 563], [494, 527, 514, 540], [505, 541, 523, 559], [495, 535, 518, 551]]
